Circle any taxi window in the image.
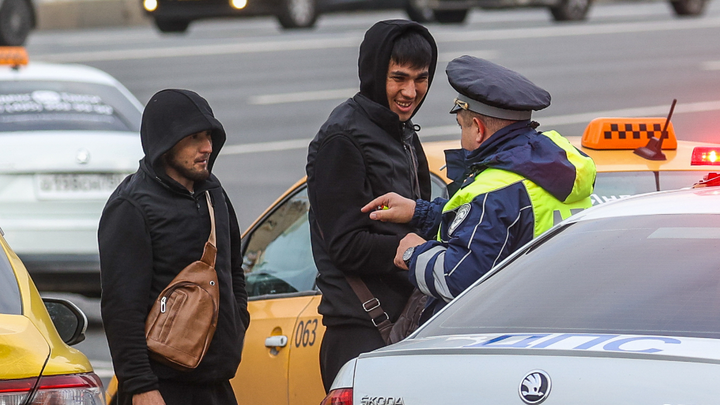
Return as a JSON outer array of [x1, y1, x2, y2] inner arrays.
[[418, 214, 720, 339], [430, 173, 449, 200], [0, 247, 22, 315], [592, 171, 712, 205], [0, 81, 141, 133], [243, 188, 316, 297], [591, 172, 656, 205], [659, 171, 710, 190]]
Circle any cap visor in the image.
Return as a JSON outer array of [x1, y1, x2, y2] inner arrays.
[[449, 104, 463, 114]]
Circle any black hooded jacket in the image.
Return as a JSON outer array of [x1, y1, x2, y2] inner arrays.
[[99, 89, 249, 397], [306, 20, 438, 328]]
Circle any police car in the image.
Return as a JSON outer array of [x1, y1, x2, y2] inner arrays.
[[106, 117, 720, 405], [0, 225, 105, 404], [0, 47, 143, 297], [323, 185, 720, 405]]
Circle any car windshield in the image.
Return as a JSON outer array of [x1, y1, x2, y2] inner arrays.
[[417, 214, 720, 339], [0, 81, 141, 132], [0, 243, 22, 315], [592, 171, 708, 205]]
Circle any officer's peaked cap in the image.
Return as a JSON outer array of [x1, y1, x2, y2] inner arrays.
[[447, 56, 551, 120]]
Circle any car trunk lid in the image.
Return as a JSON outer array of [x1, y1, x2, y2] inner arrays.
[[351, 333, 720, 404]]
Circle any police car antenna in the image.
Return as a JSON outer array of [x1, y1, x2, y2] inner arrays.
[[633, 99, 677, 161]]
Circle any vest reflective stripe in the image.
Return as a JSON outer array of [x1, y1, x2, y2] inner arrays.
[[440, 167, 592, 240]]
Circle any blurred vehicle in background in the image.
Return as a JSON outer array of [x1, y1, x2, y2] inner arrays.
[[141, 0, 710, 33], [0, 0, 35, 46], [0, 224, 105, 405], [0, 47, 143, 297], [142, 0, 439, 33], [428, 0, 710, 23]]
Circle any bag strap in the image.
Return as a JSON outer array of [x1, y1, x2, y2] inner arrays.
[[205, 191, 216, 247], [345, 275, 392, 342], [200, 191, 217, 267]]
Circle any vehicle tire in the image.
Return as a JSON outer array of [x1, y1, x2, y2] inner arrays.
[[549, 0, 592, 21], [277, 0, 317, 29], [434, 9, 469, 24], [0, 0, 33, 46], [669, 0, 707, 16], [154, 18, 190, 33], [405, 0, 435, 23]]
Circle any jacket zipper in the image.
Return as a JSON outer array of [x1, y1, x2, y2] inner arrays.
[[159, 281, 216, 315], [402, 127, 421, 199]]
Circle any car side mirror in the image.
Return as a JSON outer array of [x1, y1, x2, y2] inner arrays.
[[43, 298, 88, 346]]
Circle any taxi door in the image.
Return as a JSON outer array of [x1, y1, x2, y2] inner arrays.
[[231, 295, 316, 404], [288, 294, 326, 405], [231, 185, 323, 404]]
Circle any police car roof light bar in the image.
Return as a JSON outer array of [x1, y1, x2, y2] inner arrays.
[[633, 99, 677, 161]]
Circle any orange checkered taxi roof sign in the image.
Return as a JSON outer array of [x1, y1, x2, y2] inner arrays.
[[0, 47, 28, 67], [581, 117, 677, 150]]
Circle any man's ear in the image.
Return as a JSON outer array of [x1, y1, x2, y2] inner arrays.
[[473, 117, 486, 144]]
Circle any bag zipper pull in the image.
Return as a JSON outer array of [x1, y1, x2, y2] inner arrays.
[[160, 297, 167, 313]]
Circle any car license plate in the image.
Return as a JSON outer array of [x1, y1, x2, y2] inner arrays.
[[35, 173, 127, 200]]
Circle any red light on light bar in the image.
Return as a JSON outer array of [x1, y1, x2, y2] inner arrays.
[[691, 147, 720, 165]]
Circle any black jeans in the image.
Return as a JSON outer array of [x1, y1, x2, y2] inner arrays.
[[116, 379, 237, 405], [319, 324, 385, 393]]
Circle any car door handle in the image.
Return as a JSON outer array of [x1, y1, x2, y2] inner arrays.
[[265, 335, 288, 348]]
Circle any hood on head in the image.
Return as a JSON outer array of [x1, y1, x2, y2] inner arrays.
[[358, 19, 438, 119], [140, 89, 226, 176]]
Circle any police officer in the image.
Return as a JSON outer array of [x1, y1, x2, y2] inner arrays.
[[363, 56, 596, 318]]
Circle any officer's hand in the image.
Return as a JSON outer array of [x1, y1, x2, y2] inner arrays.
[[133, 390, 166, 405], [394, 233, 426, 270], [361, 192, 416, 224]]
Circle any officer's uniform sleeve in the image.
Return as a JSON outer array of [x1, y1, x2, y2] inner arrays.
[[407, 185, 534, 301], [410, 197, 447, 239], [225, 193, 250, 329], [98, 198, 158, 396], [310, 134, 404, 276]]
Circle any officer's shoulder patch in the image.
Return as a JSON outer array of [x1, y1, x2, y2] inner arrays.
[[448, 203, 471, 236]]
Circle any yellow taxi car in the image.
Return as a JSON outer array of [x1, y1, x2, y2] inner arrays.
[[107, 116, 720, 405], [0, 227, 105, 404]]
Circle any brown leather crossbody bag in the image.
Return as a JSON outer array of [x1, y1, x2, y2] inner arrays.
[[145, 191, 220, 371]]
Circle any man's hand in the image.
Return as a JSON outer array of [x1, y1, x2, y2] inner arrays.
[[133, 390, 166, 405], [395, 233, 426, 270], [361, 192, 416, 224]]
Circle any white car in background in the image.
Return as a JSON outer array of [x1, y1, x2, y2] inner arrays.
[[325, 186, 720, 405], [0, 47, 143, 297]]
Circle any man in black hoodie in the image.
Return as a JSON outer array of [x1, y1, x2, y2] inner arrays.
[[306, 20, 438, 391], [99, 89, 249, 405]]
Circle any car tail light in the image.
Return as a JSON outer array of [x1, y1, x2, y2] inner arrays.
[[320, 388, 353, 405], [691, 147, 720, 165], [0, 373, 105, 405], [0, 377, 37, 404]]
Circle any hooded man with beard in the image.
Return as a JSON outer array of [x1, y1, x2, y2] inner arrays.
[[306, 20, 438, 391], [99, 89, 249, 405]]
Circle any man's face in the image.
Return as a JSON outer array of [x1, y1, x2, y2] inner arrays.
[[386, 61, 430, 122], [164, 130, 213, 185]]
